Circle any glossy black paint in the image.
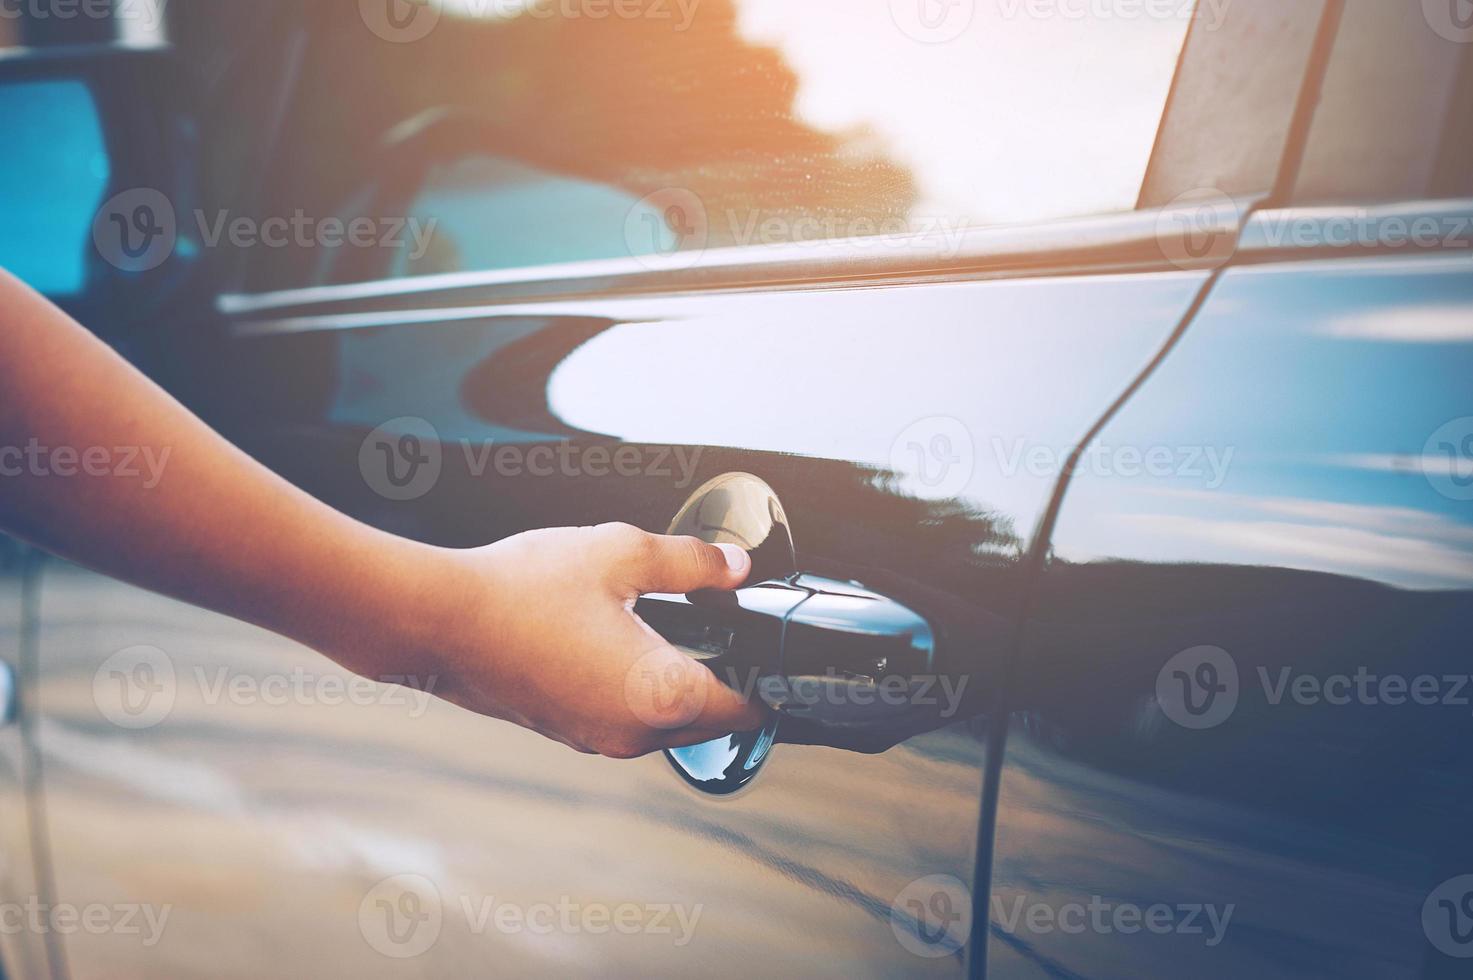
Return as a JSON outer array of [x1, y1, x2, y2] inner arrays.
[[987, 253, 1473, 979], [28, 269, 1209, 976]]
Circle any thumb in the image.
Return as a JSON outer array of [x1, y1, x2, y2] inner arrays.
[[621, 532, 751, 595]]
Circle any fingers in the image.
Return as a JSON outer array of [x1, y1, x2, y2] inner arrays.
[[597, 523, 750, 595], [618, 636, 769, 757], [686, 659, 771, 733]]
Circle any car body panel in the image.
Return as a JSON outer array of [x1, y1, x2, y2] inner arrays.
[[31, 270, 1208, 977], [988, 251, 1473, 978]]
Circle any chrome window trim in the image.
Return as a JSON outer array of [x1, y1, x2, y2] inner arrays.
[[220, 201, 1249, 335], [221, 198, 1473, 339]]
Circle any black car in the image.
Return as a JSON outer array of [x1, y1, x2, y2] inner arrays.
[[0, 1, 1470, 976]]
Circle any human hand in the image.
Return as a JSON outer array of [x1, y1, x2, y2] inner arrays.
[[403, 523, 769, 758], [0, 272, 765, 760]]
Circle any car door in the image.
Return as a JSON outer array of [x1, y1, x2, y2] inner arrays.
[[986, 3, 1473, 978], [28, 3, 1228, 977]]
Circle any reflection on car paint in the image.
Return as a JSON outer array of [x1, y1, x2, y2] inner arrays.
[[991, 254, 1473, 978]]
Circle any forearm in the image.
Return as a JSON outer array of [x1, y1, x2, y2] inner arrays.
[[0, 269, 444, 675], [0, 268, 764, 757]]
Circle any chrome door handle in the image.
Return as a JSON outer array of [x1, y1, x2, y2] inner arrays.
[[635, 573, 936, 731], [770, 574, 936, 728], [637, 471, 948, 793]]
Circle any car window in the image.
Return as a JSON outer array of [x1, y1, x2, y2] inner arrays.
[[386, 155, 672, 279], [0, 80, 111, 297], [1292, 0, 1473, 204], [242, 1, 1198, 291]]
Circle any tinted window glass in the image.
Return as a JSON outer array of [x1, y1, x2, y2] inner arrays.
[[240, 1, 1195, 290], [0, 80, 110, 296]]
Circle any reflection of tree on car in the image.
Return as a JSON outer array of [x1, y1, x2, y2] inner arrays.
[[171, 0, 917, 290]]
